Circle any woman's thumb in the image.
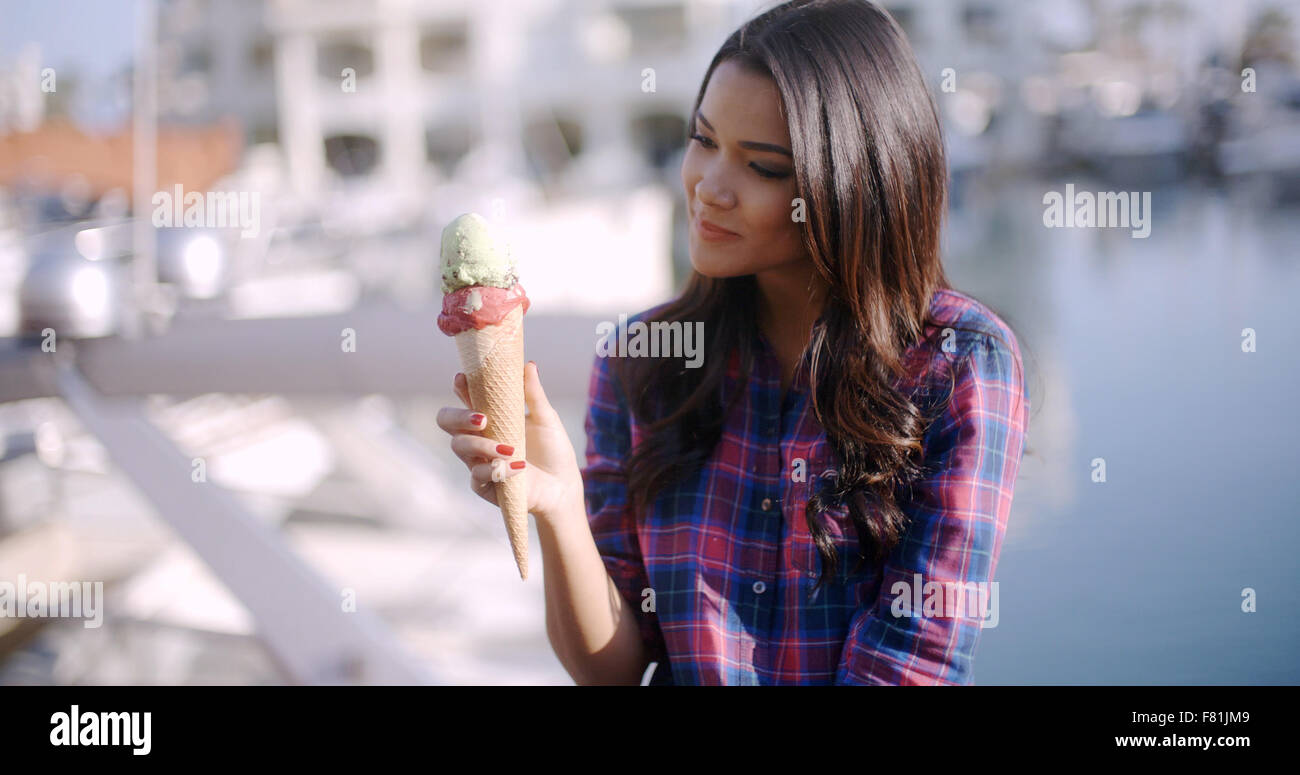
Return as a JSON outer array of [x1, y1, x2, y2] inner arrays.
[[523, 361, 556, 421]]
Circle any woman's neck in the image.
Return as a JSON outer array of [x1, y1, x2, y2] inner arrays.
[[754, 262, 829, 393]]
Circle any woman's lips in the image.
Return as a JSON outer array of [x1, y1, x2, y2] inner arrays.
[[696, 216, 741, 242]]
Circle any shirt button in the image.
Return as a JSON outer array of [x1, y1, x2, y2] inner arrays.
[[752, 581, 767, 594], [760, 498, 773, 511]]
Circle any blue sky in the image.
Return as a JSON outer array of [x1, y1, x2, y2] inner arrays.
[[0, 0, 136, 79], [1, 0, 138, 126]]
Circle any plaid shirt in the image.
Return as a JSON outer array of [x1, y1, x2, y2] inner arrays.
[[581, 288, 1029, 685]]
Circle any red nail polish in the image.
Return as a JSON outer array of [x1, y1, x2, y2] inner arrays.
[[496, 444, 514, 456], [509, 460, 526, 470], [470, 413, 485, 426]]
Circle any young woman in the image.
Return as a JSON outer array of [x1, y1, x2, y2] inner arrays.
[[438, 0, 1030, 685]]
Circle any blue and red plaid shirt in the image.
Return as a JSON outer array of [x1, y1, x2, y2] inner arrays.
[[581, 287, 1030, 685]]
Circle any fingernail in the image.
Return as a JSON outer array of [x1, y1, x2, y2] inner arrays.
[[496, 444, 514, 456], [509, 460, 526, 470], [470, 413, 486, 426]]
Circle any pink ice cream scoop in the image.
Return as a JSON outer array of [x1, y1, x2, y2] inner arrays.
[[437, 283, 531, 336]]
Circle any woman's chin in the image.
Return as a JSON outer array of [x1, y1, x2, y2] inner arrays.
[[689, 253, 746, 280]]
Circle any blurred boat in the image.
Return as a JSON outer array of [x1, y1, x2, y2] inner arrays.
[[1059, 107, 1190, 184]]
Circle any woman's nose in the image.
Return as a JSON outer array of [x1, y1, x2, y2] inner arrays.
[[695, 176, 735, 209]]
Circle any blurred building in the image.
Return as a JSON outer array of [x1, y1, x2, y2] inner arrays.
[[0, 44, 47, 134], [148, 0, 744, 203], [100, 0, 1293, 205]]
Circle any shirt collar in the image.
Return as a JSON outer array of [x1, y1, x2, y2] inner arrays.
[[752, 320, 819, 394]]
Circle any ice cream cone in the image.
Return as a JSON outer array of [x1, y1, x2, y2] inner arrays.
[[453, 303, 529, 579]]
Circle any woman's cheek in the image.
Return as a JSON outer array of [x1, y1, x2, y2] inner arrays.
[[755, 189, 797, 241], [763, 194, 807, 264]]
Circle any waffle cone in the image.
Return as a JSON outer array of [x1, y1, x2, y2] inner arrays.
[[454, 303, 529, 579]]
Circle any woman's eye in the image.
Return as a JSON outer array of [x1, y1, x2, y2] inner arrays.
[[750, 164, 790, 179], [690, 132, 788, 179]]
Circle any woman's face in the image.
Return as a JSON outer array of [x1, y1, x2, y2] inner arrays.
[[681, 59, 804, 279]]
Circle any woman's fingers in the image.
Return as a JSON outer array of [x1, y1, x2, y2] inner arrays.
[[471, 459, 526, 483], [451, 433, 517, 470], [469, 459, 526, 502], [522, 361, 558, 424], [443, 367, 549, 511], [436, 405, 487, 435], [453, 372, 472, 409]]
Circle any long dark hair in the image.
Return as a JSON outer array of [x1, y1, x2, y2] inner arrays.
[[613, 0, 1024, 594]]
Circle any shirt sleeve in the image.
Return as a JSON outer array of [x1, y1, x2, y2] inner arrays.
[[835, 332, 1029, 685], [581, 352, 669, 669]]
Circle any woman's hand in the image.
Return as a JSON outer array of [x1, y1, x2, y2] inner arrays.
[[437, 361, 585, 528]]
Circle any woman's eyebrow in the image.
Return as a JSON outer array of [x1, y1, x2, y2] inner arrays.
[[696, 111, 793, 157]]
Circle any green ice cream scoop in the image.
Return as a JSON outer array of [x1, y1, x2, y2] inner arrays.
[[439, 212, 518, 294]]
